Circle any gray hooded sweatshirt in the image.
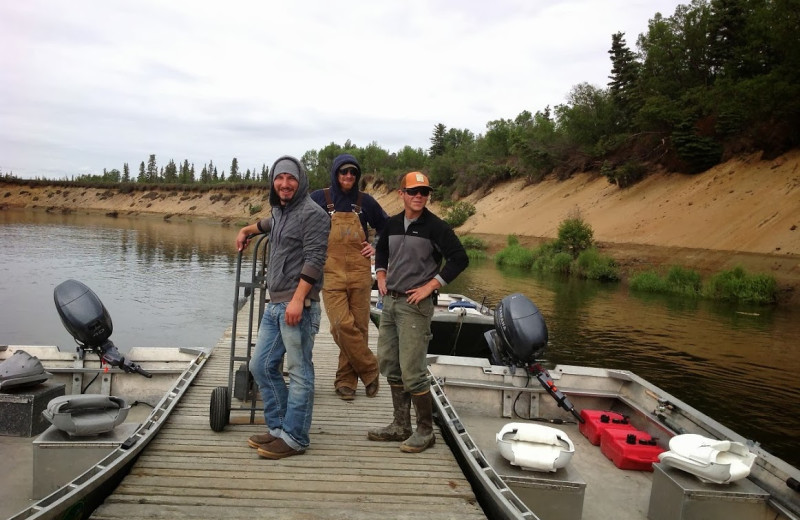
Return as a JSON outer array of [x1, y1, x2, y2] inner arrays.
[[256, 155, 330, 303]]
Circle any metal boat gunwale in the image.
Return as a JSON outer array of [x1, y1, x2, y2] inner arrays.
[[431, 374, 539, 520], [6, 347, 208, 520]]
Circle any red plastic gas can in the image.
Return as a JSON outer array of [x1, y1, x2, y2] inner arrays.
[[579, 409, 636, 445], [599, 428, 665, 471]]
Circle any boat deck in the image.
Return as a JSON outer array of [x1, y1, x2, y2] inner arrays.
[[459, 412, 653, 520], [87, 304, 486, 519]]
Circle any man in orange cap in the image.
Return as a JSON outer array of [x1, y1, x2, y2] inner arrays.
[[368, 171, 469, 453]]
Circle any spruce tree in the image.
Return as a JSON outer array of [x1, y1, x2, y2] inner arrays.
[[608, 32, 641, 130], [229, 158, 240, 181], [146, 154, 158, 182], [429, 123, 447, 157]]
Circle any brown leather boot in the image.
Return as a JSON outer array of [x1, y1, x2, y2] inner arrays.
[[401, 390, 435, 453], [365, 377, 380, 397], [247, 432, 278, 449], [367, 384, 412, 441]]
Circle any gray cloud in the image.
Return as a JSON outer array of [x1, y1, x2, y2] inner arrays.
[[0, 0, 683, 179]]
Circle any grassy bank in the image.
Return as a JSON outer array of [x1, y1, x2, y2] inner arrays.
[[461, 217, 780, 306]]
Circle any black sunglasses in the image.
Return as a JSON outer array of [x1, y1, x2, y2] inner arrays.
[[404, 187, 431, 197], [338, 167, 358, 176]]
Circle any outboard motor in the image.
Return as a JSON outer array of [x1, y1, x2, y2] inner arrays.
[[484, 293, 583, 423], [484, 293, 549, 368], [54, 279, 151, 378]]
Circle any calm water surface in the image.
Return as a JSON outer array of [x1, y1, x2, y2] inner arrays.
[[1, 208, 798, 467], [0, 209, 239, 351]]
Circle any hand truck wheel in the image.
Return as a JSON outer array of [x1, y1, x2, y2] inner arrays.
[[209, 386, 230, 431]]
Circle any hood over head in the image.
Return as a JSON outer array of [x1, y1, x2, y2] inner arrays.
[[269, 155, 308, 207], [330, 154, 362, 197]]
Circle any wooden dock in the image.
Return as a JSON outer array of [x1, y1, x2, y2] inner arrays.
[[89, 304, 486, 520]]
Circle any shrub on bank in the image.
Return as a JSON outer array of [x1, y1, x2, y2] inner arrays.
[[529, 242, 570, 274], [666, 266, 703, 296], [705, 266, 778, 304], [460, 235, 488, 251], [494, 219, 619, 281], [550, 252, 574, 274], [466, 249, 488, 261], [630, 266, 702, 297], [629, 271, 668, 292], [574, 248, 620, 281], [532, 247, 572, 274], [630, 265, 777, 304], [495, 243, 536, 269], [554, 216, 594, 258], [441, 201, 476, 228], [461, 235, 488, 261]]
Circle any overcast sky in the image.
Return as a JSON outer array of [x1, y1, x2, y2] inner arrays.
[[1, 0, 684, 180]]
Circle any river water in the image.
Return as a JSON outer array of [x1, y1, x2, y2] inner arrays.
[[0, 209, 238, 351], [1, 208, 798, 467]]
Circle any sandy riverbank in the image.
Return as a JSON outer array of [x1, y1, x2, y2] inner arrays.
[[3, 150, 799, 304]]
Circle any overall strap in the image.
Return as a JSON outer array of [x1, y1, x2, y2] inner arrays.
[[323, 188, 335, 215], [325, 188, 363, 215]]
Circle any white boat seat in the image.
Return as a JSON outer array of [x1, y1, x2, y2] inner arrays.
[[42, 394, 130, 437], [496, 422, 575, 472], [658, 433, 756, 484]]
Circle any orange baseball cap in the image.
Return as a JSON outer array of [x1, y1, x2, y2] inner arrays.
[[401, 171, 430, 189]]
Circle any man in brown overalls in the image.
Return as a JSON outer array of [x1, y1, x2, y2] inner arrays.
[[310, 154, 388, 400]]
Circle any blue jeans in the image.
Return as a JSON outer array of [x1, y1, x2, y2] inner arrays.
[[249, 301, 321, 449]]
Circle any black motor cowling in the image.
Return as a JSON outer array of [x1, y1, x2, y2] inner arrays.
[[484, 293, 584, 423], [53, 279, 151, 378], [54, 279, 113, 347], [484, 293, 548, 368]]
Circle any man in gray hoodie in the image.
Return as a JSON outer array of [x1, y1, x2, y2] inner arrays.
[[235, 155, 330, 459]]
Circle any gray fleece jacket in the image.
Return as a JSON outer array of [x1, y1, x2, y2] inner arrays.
[[256, 155, 330, 303]]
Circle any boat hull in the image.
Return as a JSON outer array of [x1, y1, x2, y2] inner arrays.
[[428, 354, 800, 520], [0, 345, 206, 520]]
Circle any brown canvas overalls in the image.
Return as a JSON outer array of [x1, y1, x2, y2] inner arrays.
[[321, 189, 379, 394]]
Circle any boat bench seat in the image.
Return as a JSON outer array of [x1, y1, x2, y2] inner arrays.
[[647, 462, 770, 520], [464, 412, 587, 520]]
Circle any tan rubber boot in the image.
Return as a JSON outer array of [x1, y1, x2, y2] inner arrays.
[[400, 391, 436, 453], [367, 384, 412, 441]]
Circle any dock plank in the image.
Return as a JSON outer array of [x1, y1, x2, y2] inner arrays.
[[90, 300, 486, 520]]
